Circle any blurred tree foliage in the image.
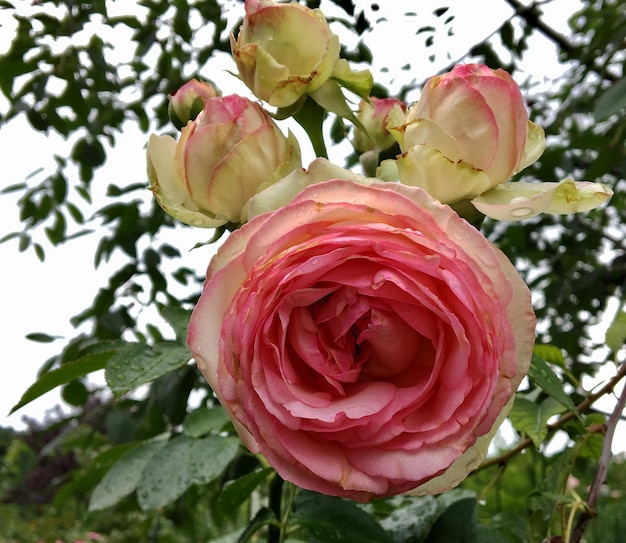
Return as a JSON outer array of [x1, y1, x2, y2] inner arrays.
[[0, 0, 625, 542]]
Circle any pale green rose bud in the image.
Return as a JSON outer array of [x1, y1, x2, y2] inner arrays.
[[148, 94, 301, 227], [352, 97, 407, 153], [386, 64, 546, 204], [230, 0, 341, 108], [167, 79, 220, 130]]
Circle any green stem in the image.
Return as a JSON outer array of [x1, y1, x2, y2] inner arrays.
[[292, 96, 328, 159], [267, 473, 284, 543], [279, 482, 297, 543]]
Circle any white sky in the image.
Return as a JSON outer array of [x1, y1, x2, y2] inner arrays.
[[3, 0, 622, 454]]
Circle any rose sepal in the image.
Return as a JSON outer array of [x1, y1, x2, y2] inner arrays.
[[330, 58, 374, 101]]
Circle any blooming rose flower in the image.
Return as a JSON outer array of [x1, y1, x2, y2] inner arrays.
[[385, 63, 545, 204], [352, 97, 407, 153], [168, 79, 220, 129], [188, 179, 536, 502], [230, 0, 340, 107], [148, 94, 301, 227]]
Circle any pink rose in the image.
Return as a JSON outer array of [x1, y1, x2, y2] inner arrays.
[[188, 180, 535, 501], [385, 64, 545, 203]]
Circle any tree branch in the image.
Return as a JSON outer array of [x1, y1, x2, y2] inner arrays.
[[476, 362, 626, 473], [569, 369, 626, 543], [502, 0, 620, 82], [502, 0, 575, 54]]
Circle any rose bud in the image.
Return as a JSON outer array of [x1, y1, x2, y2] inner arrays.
[[230, 0, 341, 107], [385, 63, 545, 204], [352, 97, 407, 153], [168, 79, 220, 129], [148, 94, 301, 227]]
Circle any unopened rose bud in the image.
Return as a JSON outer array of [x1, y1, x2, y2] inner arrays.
[[148, 94, 301, 227], [230, 0, 340, 107], [168, 79, 220, 129], [385, 64, 546, 204], [353, 97, 407, 153]]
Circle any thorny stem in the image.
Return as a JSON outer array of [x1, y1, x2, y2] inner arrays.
[[475, 362, 626, 473], [569, 369, 626, 543]]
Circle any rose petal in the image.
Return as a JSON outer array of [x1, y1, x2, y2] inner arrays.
[[471, 179, 614, 221]]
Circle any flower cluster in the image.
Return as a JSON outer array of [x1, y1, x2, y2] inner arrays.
[[147, 0, 612, 501]]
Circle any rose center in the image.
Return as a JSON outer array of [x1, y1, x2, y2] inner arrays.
[[301, 287, 433, 387]]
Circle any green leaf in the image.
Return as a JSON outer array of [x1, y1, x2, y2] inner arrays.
[[379, 495, 440, 542], [475, 525, 510, 543], [10, 350, 115, 413], [25, 332, 60, 343], [528, 354, 580, 418], [594, 77, 626, 120], [508, 395, 566, 447], [89, 438, 168, 510], [424, 491, 477, 543], [186, 435, 240, 486], [183, 406, 231, 438], [606, 307, 626, 354], [237, 507, 277, 543], [137, 435, 239, 510], [61, 380, 89, 407], [219, 468, 274, 513], [292, 491, 393, 543], [532, 344, 565, 368], [489, 511, 528, 543], [105, 341, 191, 397], [0, 182, 27, 194], [160, 305, 193, 345]]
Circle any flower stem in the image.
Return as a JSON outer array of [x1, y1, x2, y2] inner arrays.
[[267, 473, 284, 543], [292, 96, 328, 159]]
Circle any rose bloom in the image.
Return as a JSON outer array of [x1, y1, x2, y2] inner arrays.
[[148, 94, 300, 227], [230, 0, 340, 107], [386, 63, 545, 204], [188, 180, 535, 502]]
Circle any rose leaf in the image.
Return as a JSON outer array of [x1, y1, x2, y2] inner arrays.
[[218, 468, 275, 513], [291, 491, 393, 543], [508, 396, 566, 448], [104, 341, 191, 397], [528, 354, 581, 420], [89, 438, 168, 511]]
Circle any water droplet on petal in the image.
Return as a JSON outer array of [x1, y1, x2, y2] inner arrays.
[[511, 207, 533, 218]]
